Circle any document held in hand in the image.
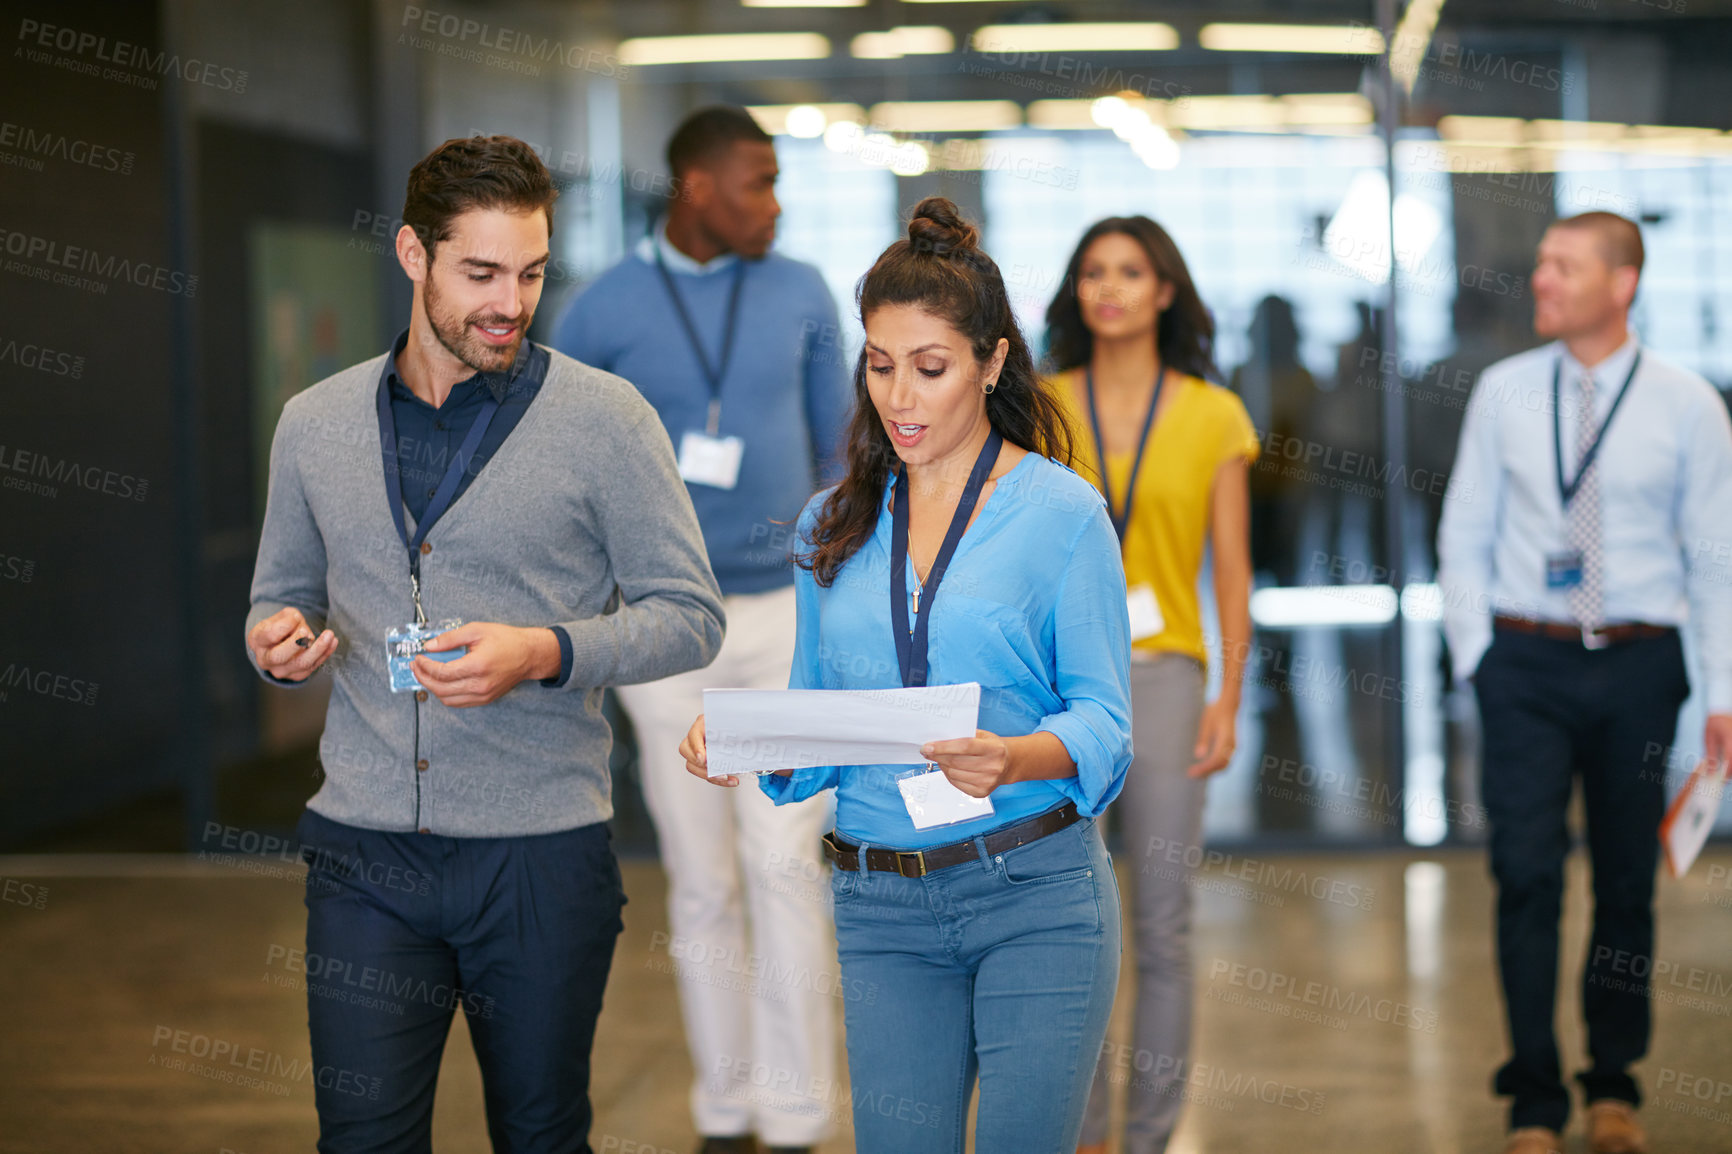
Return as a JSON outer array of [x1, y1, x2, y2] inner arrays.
[[701, 683, 981, 778], [1659, 757, 1729, 879]]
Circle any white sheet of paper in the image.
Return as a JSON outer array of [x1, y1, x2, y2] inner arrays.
[[1127, 584, 1164, 641], [898, 768, 996, 829], [701, 683, 981, 778], [1661, 762, 1729, 879], [678, 431, 744, 489]]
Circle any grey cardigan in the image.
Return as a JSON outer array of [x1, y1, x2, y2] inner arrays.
[[245, 346, 725, 836]]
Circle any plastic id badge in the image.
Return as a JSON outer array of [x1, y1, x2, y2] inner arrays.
[[897, 766, 995, 830], [385, 619, 465, 693], [677, 431, 744, 490], [1545, 551, 1584, 591], [1127, 583, 1165, 641]]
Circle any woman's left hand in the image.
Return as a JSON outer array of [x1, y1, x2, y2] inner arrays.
[[1187, 699, 1237, 778], [922, 729, 1012, 798]]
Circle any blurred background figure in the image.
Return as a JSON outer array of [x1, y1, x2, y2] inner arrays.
[[1438, 212, 1732, 1154], [1042, 217, 1257, 1154], [552, 106, 849, 1154], [1233, 294, 1313, 588]]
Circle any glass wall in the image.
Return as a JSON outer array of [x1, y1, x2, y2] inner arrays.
[[974, 124, 1732, 846]]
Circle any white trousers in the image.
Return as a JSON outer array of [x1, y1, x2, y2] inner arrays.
[[616, 584, 836, 1146]]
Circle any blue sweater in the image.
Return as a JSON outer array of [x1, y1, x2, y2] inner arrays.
[[552, 245, 852, 595]]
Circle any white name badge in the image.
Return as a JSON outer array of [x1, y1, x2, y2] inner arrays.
[[898, 766, 995, 830], [1127, 584, 1165, 641], [677, 430, 744, 490]]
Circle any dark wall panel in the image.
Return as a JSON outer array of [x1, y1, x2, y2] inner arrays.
[[0, 0, 184, 838]]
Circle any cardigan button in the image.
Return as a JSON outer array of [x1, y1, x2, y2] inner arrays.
[[420, 542, 432, 555], [416, 759, 429, 772]]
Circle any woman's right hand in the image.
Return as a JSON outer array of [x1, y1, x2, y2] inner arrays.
[[679, 713, 797, 786], [680, 713, 739, 787]]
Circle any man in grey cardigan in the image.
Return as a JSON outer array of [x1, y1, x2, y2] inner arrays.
[[245, 135, 724, 1153]]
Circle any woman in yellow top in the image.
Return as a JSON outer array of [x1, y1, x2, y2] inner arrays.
[[1048, 217, 1259, 1154]]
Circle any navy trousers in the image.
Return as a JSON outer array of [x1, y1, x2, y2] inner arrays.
[[1474, 627, 1690, 1133], [295, 808, 627, 1153]]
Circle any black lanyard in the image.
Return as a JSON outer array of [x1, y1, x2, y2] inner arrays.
[[1084, 363, 1163, 541], [1551, 351, 1640, 507], [377, 372, 501, 619], [655, 244, 746, 434], [890, 430, 1002, 688]]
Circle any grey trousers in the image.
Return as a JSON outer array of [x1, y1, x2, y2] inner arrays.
[[1078, 654, 1207, 1154]]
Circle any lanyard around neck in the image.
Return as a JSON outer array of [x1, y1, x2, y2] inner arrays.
[[654, 244, 746, 425], [1085, 363, 1164, 541], [1551, 351, 1640, 507], [890, 430, 1003, 688], [377, 373, 501, 587]]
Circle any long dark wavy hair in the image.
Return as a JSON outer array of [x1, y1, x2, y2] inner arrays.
[[798, 196, 1075, 587], [1043, 216, 1216, 381]]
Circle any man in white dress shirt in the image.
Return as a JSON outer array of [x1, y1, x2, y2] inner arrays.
[[1439, 212, 1732, 1154]]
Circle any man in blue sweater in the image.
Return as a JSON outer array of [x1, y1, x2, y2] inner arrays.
[[246, 135, 725, 1153], [552, 107, 849, 1154]]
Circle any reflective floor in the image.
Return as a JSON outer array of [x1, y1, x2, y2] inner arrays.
[[1, 847, 1729, 1154]]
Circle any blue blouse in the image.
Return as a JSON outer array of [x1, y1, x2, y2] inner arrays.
[[759, 452, 1133, 849]]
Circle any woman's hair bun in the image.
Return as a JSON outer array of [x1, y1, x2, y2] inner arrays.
[[906, 196, 979, 257]]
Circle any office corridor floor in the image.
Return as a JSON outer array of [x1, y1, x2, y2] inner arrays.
[[1, 847, 1729, 1153]]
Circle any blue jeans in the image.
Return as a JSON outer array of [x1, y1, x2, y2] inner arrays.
[[831, 815, 1121, 1154], [296, 808, 626, 1153]]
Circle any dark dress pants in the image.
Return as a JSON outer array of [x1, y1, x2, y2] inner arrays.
[[296, 808, 627, 1154], [1474, 627, 1690, 1133]]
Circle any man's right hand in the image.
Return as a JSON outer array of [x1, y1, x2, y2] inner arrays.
[[249, 607, 337, 682]]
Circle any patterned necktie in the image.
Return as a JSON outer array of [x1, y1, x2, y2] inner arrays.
[[1566, 370, 1603, 630]]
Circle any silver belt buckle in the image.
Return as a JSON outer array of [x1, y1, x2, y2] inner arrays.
[[1581, 624, 1609, 650]]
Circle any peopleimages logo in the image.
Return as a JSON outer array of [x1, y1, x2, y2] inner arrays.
[[397, 6, 629, 79], [0, 663, 99, 706], [0, 120, 134, 174], [15, 19, 250, 92], [0, 337, 84, 378], [0, 229, 197, 297], [0, 444, 149, 502]]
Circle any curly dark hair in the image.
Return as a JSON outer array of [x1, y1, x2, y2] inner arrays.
[[798, 196, 1075, 586], [402, 135, 557, 260], [1043, 216, 1216, 381]]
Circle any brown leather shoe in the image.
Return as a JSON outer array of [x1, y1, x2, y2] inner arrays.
[[1587, 1099, 1648, 1154], [1502, 1127, 1563, 1154]]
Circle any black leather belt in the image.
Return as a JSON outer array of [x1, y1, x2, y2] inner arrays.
[[822, 802, 1081, 879]]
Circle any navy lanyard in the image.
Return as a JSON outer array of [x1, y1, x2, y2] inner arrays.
[[1084, 363, 1164, 541], [376, 371, 501, 616], [890, 430, 1003, 688], [1551, 351, 1640, 507], [654, 244, 746, 433]]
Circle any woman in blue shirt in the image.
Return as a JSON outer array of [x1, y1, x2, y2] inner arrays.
[[679, 197, 1133, 1154]]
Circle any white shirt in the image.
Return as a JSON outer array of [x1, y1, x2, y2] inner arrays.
[[1437, 336, 1732, 711], [634, 218, 738, 276]]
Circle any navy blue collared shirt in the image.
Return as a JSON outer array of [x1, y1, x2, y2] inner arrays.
[[378, 329, 573, 686]]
